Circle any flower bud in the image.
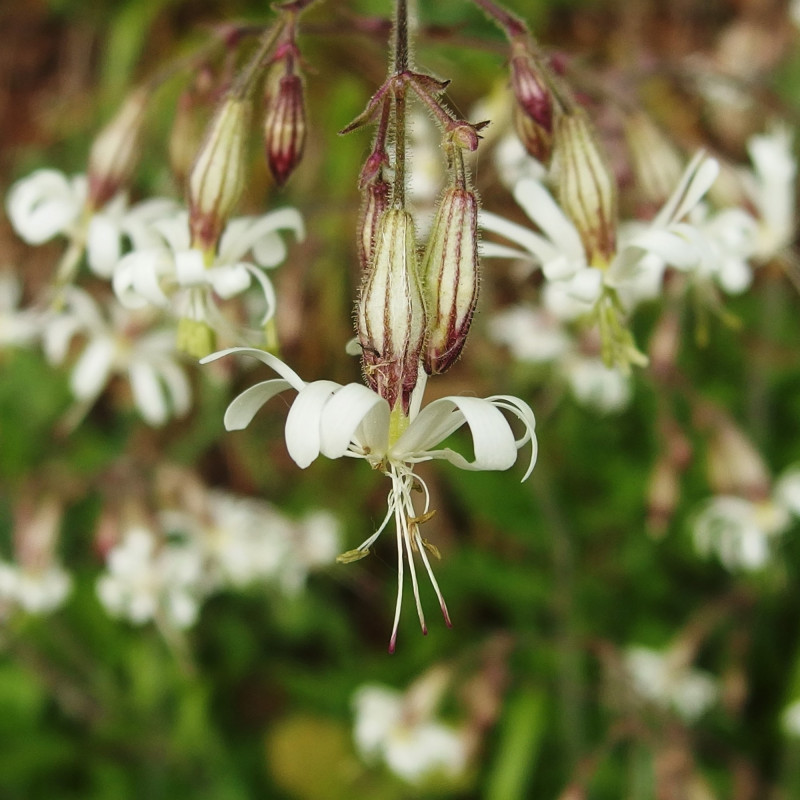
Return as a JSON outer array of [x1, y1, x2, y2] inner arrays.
[[554, 110, 617, 266], [188, 95, 251, 254], [357, 208, 427, 412], [623, 112, 684, 211], [420, 186, 479, 375], [706, 417, 770, 501], [87, 87, 149, 209], [264, 71, 307, 187], [510, 41, 553, 132], [357, 178, 391, 272], [513, 104, 553, 164], [169, 72, 215, 187]]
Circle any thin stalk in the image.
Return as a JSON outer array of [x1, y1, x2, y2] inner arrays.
[[469, 0, 526, 38]]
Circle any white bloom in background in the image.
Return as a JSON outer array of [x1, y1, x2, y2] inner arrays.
[[353, 683, 468, 785], [488, 305, 632, 413], [6, 169, 87, 245], [782, 699, 800, 737], [202, 347, 537, 650], [775, 465, 800, 517], [480, 153, 726, 312], [163, 491, 339, 595], [0, 271, 40, 347], [625, 645, 718, 722], [97, 525, 204, 629], [43, 287, 191, 426], [692, 495, 791, 571], [563, 356, 631, 414], [5, 168, 177, 279], [113, 207, 304, 326], [741, 123, 797, 261], [0, 561, 72, 614], [488, 305, 571, 363]]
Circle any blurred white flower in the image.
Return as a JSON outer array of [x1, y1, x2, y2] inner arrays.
[[353, 681, 468, 785], [0, 561, 72, 614], [782, 699, 800, 737], [5, 168, 178, 279], [6, 169, 87, 245], [43, 287, 191, 426], [741, 123, 797, 261], [163, 491, 340, 595], [625, 645, 718, 722], [692, 495, 791, 571], [0, 271, 40, 347], [563, 356, 631, 414], [97, 525, 204, 629], [113, 207, 304, 328]]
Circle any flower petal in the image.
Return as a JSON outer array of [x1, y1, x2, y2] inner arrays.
[[318, 382, 388, 459], [199, 347, 305, 390], [129, 360, 168, 426], [70, 337, 115, 401], [394, 396, 517, 471], [223, 379, 293, 430], [513, 179, 585, 260], [285, 380, 342, 468]]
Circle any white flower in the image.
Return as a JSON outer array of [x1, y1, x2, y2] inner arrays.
[[113, 207, 304, 327], [0, 271, 40, 347], [625, 645, 718, 722], [6, 169, 87, 245], [782, 699, 800, 737], [563, 356, 631, 414], [742, 123, 797, 261], [0, 561, 72, 614], [775, 464, 800, 518], [96, 525, 204, 629], [353, 683, 468, 785], [692, 495, 791, 571], [43, 287, 191, 426], [480, 153, 726, 310], [488, 306, 571, 363], [5, 168, 178, 279], [202, 347, 537, 650]]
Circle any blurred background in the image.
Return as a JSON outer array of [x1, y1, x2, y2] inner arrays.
[[2, 0, 800, 797]]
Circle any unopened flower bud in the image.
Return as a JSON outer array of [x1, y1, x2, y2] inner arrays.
[[513, 104, 553, 164], [624, 113, 684, 211], [87, 86, 149, 209], [510, 41, 553, 131], [357, 208, 427, 412], [264, 71, 307, 186], [554, 110, 617, 266], [188, 95, 251, 254], [357, 178, 391, 272], [169, 73, 215, 187], [706, 417, 770, 500], [421, 186, 479, 374], [646, 455, 680, 539]]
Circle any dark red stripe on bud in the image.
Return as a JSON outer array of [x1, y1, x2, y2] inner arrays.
[[264, 72, 307, 187], [357, 209, 427, 412], [357, 179, 391, 272], [421, 186, 480, 375]]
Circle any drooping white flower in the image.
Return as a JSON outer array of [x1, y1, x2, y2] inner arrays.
[[0, 561, 72, 615], [161, 490, 340, 595], [5, 168, 178, 279], [113, 207, 304, 328], [43, 287, 191, 426], [480, 152, 727, 311], [96, 525, 204, 629], [624, 645, 718, 723], [202, 347, 537, 650], [692, 495, 791, 571], [353, 682, 468, 785], [741, 123, 797, 261], [6, 169, 88, 245], [0, 271, 40, 348]]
